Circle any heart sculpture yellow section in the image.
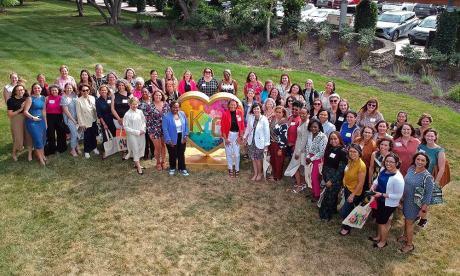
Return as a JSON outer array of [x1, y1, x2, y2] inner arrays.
[[178, 91, 243, 155]]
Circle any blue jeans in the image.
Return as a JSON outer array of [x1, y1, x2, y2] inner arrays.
[[340, 188, 361, 231]]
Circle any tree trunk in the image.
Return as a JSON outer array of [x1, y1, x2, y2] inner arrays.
[[177, 0, 190, 20], [19, 0, 23, 6], [266, 0, 275, 44], [87, 0, 110, 24], [339, 0, 347, 31], [76, 0, 84, 16]]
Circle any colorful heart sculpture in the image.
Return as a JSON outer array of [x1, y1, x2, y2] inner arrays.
[[178, 91, 243, 155]]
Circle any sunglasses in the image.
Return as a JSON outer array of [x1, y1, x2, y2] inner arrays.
[[367, 103, 377, 107], [81, 89, 90, 92], [204, 71, 211, 73], [288, 100, 294, 103], [329, 100, 338, 103], [313, 103, 321, 106]]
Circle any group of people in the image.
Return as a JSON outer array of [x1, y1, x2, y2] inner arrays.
[[4, 65, 448, 253]]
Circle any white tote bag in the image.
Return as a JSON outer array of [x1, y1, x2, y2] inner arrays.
[[103, 130, 119, 158]]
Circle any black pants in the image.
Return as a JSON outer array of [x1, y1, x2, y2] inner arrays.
[[319, 183, 342, 220], [84, 121, 98, 153], [45, 113, 67, 155], [144, 131, 155, 159], [166, 133, 186, 170]]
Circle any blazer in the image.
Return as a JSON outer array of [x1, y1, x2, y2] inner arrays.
[[162, 111, 189, 145], [243, 114, 270, 150], [177, 79, 197, 95], [373, 170, 405, 207], [221, 109, 245, 138], [76, 95, 97, 128]]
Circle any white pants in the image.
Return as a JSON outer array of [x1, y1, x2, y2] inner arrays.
[[225, 131, 240, 171]]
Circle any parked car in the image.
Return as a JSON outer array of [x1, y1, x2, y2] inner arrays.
[[316, 0, 330, 8], [303, 8, 340, 23], [328, 0, 360, 9], [408, 15, 437, 45], [381, 2, 416, 13], [376, 11, 419, 41], [301, 3, 318, 21], [413, 4, 438, 18]]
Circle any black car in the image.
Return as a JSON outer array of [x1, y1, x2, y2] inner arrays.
[[413, 4, 438, 18]]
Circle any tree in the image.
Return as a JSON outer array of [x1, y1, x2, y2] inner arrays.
[[433, 10, 459, 55], [86, 0, 123, 24], [0, 0, 18, 13], [354, 0, 378, 33], [176, 0, 200, 20], [76, 0, 83, 17], [281, 0, 303, 33]]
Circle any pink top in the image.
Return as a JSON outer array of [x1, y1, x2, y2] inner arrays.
[[392, 137, 421, 176], [46, 95, 63, 114], [55, 76, 77, 90], [132, 89, 142, 100], [178, 79, 197, 95]]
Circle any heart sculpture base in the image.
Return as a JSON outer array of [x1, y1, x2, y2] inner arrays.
[[184, 146, 227, 170]]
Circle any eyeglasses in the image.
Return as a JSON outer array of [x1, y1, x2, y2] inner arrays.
[[204, 71, 211, 74], [287, 100, 294, 103], [313, 103, 321, 106], [81, 89, 90, 92], [367, 103, 377, 107], [329, 100, 338, 103]]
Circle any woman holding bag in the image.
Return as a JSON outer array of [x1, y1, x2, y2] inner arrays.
[[123, 97, 147, 175]]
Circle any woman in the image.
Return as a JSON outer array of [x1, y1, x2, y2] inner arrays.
[[318, 109, 336, 138], [24, 83, 47, 166], [106, 72, 118, 94], [260, 80, 273, 104], [138, 88, 155, 160], [327, 94, 340, 124], [284, 96, 295, 117], [218, 69, 238, 95], [61, 83, 80, 157], [37, 73, 49, 97], [414, 113, 433, 139], [132, 77, 144, 99], [319, 131, 347, 221], [55, 65, 77, 90], [123, 97, 147, 175], [286, 83, 305, 104], [3, 72, 19, 104], [416, 128, 446, 228], [269, 87, 283, 106], [76, 84, 99, 159], [124, 68, 136, 89], [162, 101, 190, 176], [319, 81, 336, 110], [304, 119, 328, 199], [399, 153, 434, 253], [340, 144, 366, 236], [164, 80, 179, 104], [242, 89, 258, 126], [390, 111, 408, 136], [147, 90, 170, 170], [221, 99, 245, 178], [243, 103, 270, 182], [78, 69, 96, 96], [197, 67, 219, 96], [370, 153, 405, 248], [96, 84, 116, 143], [368, 137, 393, 184], [392, 123, 420, 176], [374, 120, 393, 141], [45, 85, 67, 155], [178, 70, 197, 95], [161, 67, 178, 92], [286, 101, 303, 155], [145, 69, 163, 94], [309, 99, 323, 120], [357, 98, 384, 129], [7, 84, 33, 161], [335, 98, 349, 131], [302, 79, 319, 110], [111, 79, 132, 130], [339, 111, 360, 146], [262, 98, 276, 122], [353, 126, 377, 169], [268, 106, 288, 182], [92, 64, 106, 92], [244, 72, 263, 102], [284, 107, 309, 190], [277, 73, 291, 98]]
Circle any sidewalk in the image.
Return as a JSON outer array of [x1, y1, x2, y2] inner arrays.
[[84, 0, 164, 17]]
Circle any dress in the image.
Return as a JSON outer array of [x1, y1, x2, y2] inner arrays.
[[247, 117, 264, 160], [393, 137, 420, 175], [417, 144, 444, 174], [403, 166, 434, 220], [146, 102, 170, 139], [25, 96, 47, 149], [7, 97, 32, 151], [60, 94, 79, 149], [123, 109, 146, 162]]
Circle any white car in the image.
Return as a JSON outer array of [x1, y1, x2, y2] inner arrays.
[[300, 4, 318, 21], [381, 2, 416, 13], [303, 8, 340, 23]]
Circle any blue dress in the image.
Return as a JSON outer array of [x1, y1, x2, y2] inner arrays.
[[25, 96, 47, 149], [402, 166, 434, 220]]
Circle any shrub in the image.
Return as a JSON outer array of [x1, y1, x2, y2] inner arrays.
[[421, 74, 434, 85], [0, 0, 18, 12], [207, 49, 219, 57], [433, 10, 459, 55], [447, 52, 460, 80], [269, 48, 284, 59], [400, 44, 423, 73], [340, 59, 351, 70], [396, 74, 413, 83], [357, 28, 374, 63], [431, 81, 443, 98], [428, 48, 448, 70], [163, 2, 182, 20], [229, 2, 267, 36], [354, 0, 378, 33], [316, 22, 332, 52], [236, 41, 250, 53], [136, 0, 146, 12], [155, 0, 167, 12], [282, 0, 304, 33], [337, 26, 354, 60], [170, 35, 177, 46], [186, 2, 227, 31], [448, 83, 460, 102]]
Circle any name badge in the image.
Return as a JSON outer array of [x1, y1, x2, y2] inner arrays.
[[395, 142, 402, 147], [329, 153, 336, 158], [290, 122, 296, 126], [201, 83, 206, 87], [419, 149, 425, 153], [345, 132, 352, 137], [107, 100, 112, 104], [49, 100, 55, 104], [237, 116, 242, 122], [122, 99, 128, 104], [338, 116, 344, 121], [370, 118, 376, 123]]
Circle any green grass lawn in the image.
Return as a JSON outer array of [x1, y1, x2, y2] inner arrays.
[[0, 1, 459, 274]]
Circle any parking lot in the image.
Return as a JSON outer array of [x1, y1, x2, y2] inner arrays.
[[393, 37, 426, 56]]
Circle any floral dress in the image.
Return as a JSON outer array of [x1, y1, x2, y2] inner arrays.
[[145, 102, 170, 139]]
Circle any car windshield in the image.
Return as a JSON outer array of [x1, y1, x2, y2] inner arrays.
[[378, 14, 402, 23], [302, 5, 313, 11], [419, 18, 436, 28], [310, 10, 328, 17]]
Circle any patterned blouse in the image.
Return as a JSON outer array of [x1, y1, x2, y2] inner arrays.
[[356, 111, 384, 128], [269, 119, 288, 149], [197, 77, 219, 96], [141, 101, 170, 138], [305, 132, 328, 161]]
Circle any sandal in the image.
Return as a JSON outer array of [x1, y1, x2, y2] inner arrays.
[[234, 170, 239, 178], [397, 235, 408, 243], [339, 229, 350, 236], [156, 163, 162, 171], [368, 236, 379, 242], [398, 244, 415, 254], [229, 169, 234, 178], [374, 242, 388, 249]]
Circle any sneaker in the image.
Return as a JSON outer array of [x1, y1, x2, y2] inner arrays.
[[417, 219, 428, 228], [180, 170, 189, 176], [168, 169, 176, 176], [93, 148, 100, 155], [84, 153, 90, 159]]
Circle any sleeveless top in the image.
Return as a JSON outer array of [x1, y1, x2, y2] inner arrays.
[[221, 81, 235, 94]]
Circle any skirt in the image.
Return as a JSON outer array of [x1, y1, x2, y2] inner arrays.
[[248, 142, 264, 160], [10, 113, 32, 151]]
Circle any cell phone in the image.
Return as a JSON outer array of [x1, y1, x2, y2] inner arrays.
[[365, 191, 376, 197]]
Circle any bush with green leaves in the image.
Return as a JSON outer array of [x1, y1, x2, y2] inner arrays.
[[448, 83, 460, 102], [433, 10, 459, 55], [356, 28, 374, 63], [354, 0, 378, 33], [336, 26, 355, 60], [0, 0, 18, 12], [315, 22, 332, 52], [400, 45, 423, 73], [428, 48, 448, 70], [155, 0, 167, 12], [163, 1, 182, 20], [136, 0, 146, 13], [186, 2, 227, 31], [282, 0, 304, 33], [229, 2, 269, 37]]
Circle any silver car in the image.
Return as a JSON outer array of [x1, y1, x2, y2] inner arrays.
[[408, 15, 437, 45], [375, 11, 419, 41]]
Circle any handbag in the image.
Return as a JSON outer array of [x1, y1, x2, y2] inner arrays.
[[432, 159, 451, 188], [342, 197, 374, 229], [103, 130, 119, 158], [414, 173, 443, 208], [317, 186, 326, 208], [116, 129, 128, 151]]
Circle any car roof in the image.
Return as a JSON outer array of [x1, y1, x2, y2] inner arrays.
[[382, 10, 415, 15]]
